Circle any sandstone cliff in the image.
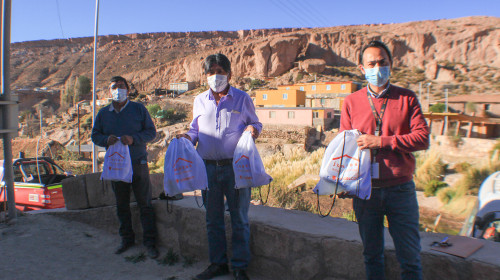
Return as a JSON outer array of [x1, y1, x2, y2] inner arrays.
[[11, 16, 499, 95]]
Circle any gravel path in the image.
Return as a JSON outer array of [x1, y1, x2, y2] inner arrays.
[[0, 213, 262, 280]]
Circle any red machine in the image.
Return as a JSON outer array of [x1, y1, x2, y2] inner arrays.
[[0, 156, 74, 211]]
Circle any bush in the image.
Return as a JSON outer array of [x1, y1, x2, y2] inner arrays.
[[257, 147, 324, 210], [454, 162, 472, 174], [414, 150, 447, 191], [490, 140, 500, 161], [249, 79, 264, 90], [424, 180, 448, 197], [146, 104, 162, 118], [429, 103, 446, 113], [437, 187, 456, 204], [455, 165, 495, 196]]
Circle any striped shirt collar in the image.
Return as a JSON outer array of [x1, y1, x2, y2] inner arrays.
[[367, 83, 391, 98]]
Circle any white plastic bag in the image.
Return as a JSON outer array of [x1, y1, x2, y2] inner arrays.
[[163, 137, 208, 196], [100, 140, 133, 183], [233, 131, 273, 189], [313, 129, 371, 199]]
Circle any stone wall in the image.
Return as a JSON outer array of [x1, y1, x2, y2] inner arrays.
[[59, 173, 500, 280]]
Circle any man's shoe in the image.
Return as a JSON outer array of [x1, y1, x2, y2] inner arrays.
[[233, 269, 249, 280], [146, 245, 159, 259], [114, 242, 134, 254], [193, 263, 229, 280]]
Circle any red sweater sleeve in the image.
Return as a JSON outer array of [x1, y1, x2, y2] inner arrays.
[[380, 94, 430, 153], [339, 97, 352, 132]]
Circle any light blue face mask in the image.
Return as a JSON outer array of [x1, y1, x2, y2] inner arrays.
[[364, 66, 391, 87]]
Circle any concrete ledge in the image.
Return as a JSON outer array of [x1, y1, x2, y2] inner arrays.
[[62, 172, 165, 210], [48, 195, 500, 280]]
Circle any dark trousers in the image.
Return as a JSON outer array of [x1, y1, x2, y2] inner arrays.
[[354, 181, 422, 280], [111, 163, 157, 247], [202, 163, 251, 269]]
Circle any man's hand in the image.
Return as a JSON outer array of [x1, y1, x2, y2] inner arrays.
[[121, 135, 134, 145], [176, 134, 191, 141], [107, 135, 119, 146], [336, 191, 355, 199], [245, 125, 259, 139], [356, 134, 381, 150]]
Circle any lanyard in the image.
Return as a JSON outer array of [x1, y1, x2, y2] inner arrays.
[[366, 90, 389, 137]]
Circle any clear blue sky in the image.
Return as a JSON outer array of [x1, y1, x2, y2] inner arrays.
[[11, 0, 500, 43]]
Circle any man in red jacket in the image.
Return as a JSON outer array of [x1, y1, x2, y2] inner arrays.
[[340, 40, 430, 280]]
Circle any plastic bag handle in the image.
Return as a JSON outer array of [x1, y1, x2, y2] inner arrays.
[[317, 132, 346, 218], [194, 190, 204, 208], [259, 182, 271, 205]]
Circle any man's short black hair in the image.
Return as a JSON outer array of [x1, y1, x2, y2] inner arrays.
[[110, 76, 129, 90], [204, 53, 231, 74], [358, 40, 393, 65]]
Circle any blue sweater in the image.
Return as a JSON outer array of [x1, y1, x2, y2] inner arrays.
[[91, 101, 156, 164]]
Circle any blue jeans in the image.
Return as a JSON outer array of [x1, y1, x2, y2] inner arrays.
[[202, 162, 251, 269], [111, 163, 157, 247], [353, 181, 422, 280]]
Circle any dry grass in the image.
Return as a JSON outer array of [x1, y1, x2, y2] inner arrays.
[[253, 147, 324, 210], [414, 149, 447, 191]]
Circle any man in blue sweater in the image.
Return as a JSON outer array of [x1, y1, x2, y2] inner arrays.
[[91, 76, 158, 258]]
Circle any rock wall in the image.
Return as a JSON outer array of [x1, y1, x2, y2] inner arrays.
[[58, 173, 500, 280], [10, 17, 500, 93]]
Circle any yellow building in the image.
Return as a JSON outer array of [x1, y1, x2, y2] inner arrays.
[[255, 89, 306, 107], [255, 81, 360, 108], [278, 81, 360, 95]]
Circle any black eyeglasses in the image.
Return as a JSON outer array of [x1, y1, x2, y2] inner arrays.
[[431, 237, 452, 248]]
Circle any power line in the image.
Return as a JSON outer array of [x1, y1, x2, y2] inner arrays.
[[270, 0, 310, 28], [294, 0, 330, 27], [286, 0, 324, 28], [55, 0, 66, 39]]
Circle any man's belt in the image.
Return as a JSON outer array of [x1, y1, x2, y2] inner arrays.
[[204, 159, 233, 166]]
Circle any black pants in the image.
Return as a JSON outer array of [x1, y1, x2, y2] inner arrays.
[[111, 163, 157, 247]]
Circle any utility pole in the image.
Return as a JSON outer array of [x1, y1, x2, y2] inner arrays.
[[91, 0, 100, 173], [418, 82, 422, 103], [1, 0, 18, 221], [426, 82, 431, 112], [444, 88, 449, 134], [39, 106, 42, 136]]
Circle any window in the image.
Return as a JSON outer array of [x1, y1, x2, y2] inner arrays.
[[327, 112, 332, 118], [312, 85, 317, 91], [484, 104, 490, 111], [341, 84, 346, 90], [263, 94, 267, 100], [320, 99, 325, 105], [269, 111, 276, 118], [282, 93, 288, 100], [288, 111, 295, 119], [286, 87, 290, 90], [326, 85, 331, 90], [313, 112, 319, 118], [300, 86, 304, 91]]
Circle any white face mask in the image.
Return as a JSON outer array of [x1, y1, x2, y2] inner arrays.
[[111, 88, 128, 103], [207, 74, 228, 93]]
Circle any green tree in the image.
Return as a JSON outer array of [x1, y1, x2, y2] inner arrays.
[[429, 103, 446, 113], [74, 76, 91, 104], [146, 104, 162, 118]]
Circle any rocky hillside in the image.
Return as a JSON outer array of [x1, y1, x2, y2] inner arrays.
[[11, 16, 500, 97]]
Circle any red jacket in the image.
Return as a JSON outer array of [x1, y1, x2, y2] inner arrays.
[[340, 85, 430, 187]]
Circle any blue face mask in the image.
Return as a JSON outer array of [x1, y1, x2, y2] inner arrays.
[[364, 66, 391, 87]]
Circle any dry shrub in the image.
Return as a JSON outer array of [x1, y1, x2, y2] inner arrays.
[[414, 149, 447, 191], [257, 146, 324, 210], [453, 161, 500, 196]]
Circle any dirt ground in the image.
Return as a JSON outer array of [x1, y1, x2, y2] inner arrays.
[[0, 213, 264, 280]]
